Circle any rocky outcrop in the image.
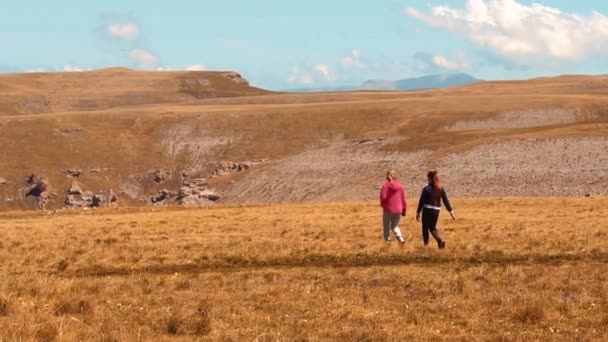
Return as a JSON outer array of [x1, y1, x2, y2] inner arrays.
[[23, 174, 51, 209], [65, 168, 82, 178], [212, 160, 266, 177], [92, 190, 118, 208], [89, 168, 113, 175], [65, 192, 93, 208], [65, 181, 118, 208], [177, 178, 220, 206], [150, 169, 170, 183], [56, 127, 82, 135], [67, 181, 83, 195], [223, 72, 249, 85], [352, 138, 385, 145], [151, 189, 175, 205]]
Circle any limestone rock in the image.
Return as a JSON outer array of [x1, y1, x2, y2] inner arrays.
[[92, 190, 118, 208], [64, 182, 117, 208], [150, 169, 170, 183], [151, 189, 175, 205], [65, 168, 82, 178], [177, 178, 220, 206], [23, 174, 51, 209], [56, 127, 82, 135], [68, 181, 83, 195], [212, 160, 266, 177], [223, 72, 249, 85]]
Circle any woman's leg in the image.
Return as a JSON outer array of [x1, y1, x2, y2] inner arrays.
[[382, 211, 392, 242], [431, 229, 444, 248], [421, 209, 431, 245], [389, 213, 404, 242], [426, 210, 444, 247]]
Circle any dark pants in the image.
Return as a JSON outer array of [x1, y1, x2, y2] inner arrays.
[[421, 207, 443, 245]]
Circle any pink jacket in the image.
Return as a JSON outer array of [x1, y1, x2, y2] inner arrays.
[[380, 181, 407, 213]]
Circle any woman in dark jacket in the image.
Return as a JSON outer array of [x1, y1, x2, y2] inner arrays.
[[416, 170, 455, 249]]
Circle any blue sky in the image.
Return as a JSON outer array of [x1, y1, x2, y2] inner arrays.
[[2, 0, 608, 90]]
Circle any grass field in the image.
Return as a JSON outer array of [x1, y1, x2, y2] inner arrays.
[[0, 198, 607, 341]]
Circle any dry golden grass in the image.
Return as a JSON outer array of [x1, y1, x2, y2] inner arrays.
[[0, 197, 607, 340]]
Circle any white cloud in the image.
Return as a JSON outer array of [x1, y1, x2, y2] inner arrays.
[[432, 54, 470, 70], [341, 49, 367, 69], [25, 68, 46, 73], [288, 64, 338, 86], [107, 23, 140, 41], [288, 66, 315, 85], [62, 65, 85, 72], [129, 48, 160, 69], [24, 66, 91, 73], [154, 65, 207, 72], [405, 0, 608, 64], [315, 64, 337, 82], [186, 64, 207, 71]]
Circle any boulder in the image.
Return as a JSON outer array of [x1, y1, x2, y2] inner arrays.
[[223, 72, 249, 85], [64, 183, 117, 208], [177, 178, 221, 206], [65, 168, 82, 178], [212, 160, 266, 177], [56, 127, 82, 135], [151, 189, 175, 204], [23, 174, 51, 209], [0, 177, 7, 185], [92, 190, 118, 208], [150, 169, 170, 183], [199, 190, 221, 202], [68, 181, 83, 195], [65, 194, 88, 208], [352, 138, 385, 145]]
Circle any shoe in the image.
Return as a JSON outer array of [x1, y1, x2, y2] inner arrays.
[[438, 240, 446, 249], [397, 236, 405, 244], [385, 239, 392, 245]]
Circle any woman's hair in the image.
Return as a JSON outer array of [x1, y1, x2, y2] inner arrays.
[[427, 170, 442, 192], [386, 170, 398, 181]]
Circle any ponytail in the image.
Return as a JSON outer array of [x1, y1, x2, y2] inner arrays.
[[427, 170, 443, 192]]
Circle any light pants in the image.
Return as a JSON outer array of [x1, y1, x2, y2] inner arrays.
[[383, 211, 403, 242]]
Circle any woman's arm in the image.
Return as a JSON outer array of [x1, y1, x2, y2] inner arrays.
[[416, 188, 425, 221], [442, 189, 456, 220], [380, 183, 388, 208], [401, 187, 407, 216], [416, 189, 425, 215]]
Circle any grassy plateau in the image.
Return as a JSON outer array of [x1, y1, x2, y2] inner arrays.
[[0, 197, 607, 341]]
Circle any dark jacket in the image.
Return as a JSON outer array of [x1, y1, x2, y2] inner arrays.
[[416, 185, 453, 214]]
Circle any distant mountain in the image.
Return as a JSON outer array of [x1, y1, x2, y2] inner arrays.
[[284, 73, 480, 93], [361, 73, 480, 91], [284, 85, 358, 93]]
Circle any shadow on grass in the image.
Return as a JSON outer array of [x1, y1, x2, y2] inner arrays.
[[67, 251, 608, 277]]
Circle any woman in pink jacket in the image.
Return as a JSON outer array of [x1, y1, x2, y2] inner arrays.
[[380, 170, 407, 244]]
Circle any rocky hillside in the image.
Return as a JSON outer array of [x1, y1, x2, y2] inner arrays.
[[0, 71, 607, 210]]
